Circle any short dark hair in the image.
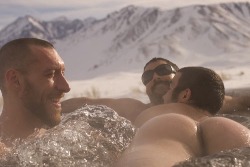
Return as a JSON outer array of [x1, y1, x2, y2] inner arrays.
[[144, 57, 179, 72], [173, 67, 225, 115], [0, 38, 54, 90]]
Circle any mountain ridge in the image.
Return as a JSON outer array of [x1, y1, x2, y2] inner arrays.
[[0, 2, 250, 80]]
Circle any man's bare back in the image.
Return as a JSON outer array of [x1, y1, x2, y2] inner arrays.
[[116, 67, 250, 167], [117, 103, 250, 167], [134, 103, 210, 127]]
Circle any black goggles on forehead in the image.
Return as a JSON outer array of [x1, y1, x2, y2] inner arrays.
[[141, 64, 176, 85]]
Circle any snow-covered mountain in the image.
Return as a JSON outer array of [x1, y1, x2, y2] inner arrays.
[[0, 15, 96, 47], [0, 2, 250, 80]]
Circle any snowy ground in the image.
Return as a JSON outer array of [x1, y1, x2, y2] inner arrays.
[[65, 66, 250, 103], [0, 66, 250, 111]]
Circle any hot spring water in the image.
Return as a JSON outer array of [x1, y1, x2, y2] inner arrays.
[[0, 105, 135, 167], [0, 105, 250, 167]]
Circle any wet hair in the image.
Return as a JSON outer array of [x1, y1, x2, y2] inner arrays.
[[143, 57, 179, 72], [0, 38, 54, 91], [172, 67, 225, 115]]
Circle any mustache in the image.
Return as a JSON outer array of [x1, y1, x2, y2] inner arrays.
[[152, 80, 171, 88], [50, 92, 65, 100]]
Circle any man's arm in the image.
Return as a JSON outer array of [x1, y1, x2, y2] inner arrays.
[[61, 97, 148, 123], [219, 95, 250, 116], [62, 97, 101, 113]]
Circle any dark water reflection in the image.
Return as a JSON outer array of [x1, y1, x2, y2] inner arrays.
[[0, 105, 135, 167]]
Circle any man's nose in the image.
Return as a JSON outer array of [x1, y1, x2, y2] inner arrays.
[[152, 72, 161, 81], [56, 75, 71, 93]]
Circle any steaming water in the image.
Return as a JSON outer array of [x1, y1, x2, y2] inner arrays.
[[0, 105, 136, 167]]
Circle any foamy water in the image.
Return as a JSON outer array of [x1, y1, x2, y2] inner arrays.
[[0, 105, 135, 167]]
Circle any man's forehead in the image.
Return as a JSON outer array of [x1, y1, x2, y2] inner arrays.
[[29, 46, 65, 68]]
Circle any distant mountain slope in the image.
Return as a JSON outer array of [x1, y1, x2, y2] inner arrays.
[[0, 2, 250, 80], [0, 15, 96, 46]]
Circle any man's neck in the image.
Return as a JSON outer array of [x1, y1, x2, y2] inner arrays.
[[149, 96, 164, 106], [0, 107, 46, 141]]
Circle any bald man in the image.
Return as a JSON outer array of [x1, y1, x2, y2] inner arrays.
[[0, 38, 70, 145]]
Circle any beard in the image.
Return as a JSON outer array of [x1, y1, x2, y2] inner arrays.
[[149, 81, 170, 105], [171, 87, 181, 103], [21, 79, 62, 127]]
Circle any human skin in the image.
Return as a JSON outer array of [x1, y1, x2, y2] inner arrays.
[[0, 43, 70, 142], [116, 71, 250, 167], [61, 60, 174, 123]]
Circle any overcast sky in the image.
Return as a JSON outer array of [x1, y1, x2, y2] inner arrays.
[[0, 0, 249, 30]]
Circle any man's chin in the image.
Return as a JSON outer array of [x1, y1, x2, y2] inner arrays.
[[45, 107, 62, 127], [151, 89, 167, 101], [150, 95, 164, 105], [152, 83, 168, 95], [47, 116, 61, 127], [52, 118, 61, 126]]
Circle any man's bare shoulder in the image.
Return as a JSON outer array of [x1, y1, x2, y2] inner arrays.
[[220, 95, 250, 116], [62, 97, 147, 111], [107, 98, 149, 123], [200, 116, 250, 155], [113, 97, 147, 106], [62, 97, 149, 123], [134, 103, 193, 127]]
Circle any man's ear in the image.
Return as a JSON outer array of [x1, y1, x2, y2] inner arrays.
[[5, 69, 21, 89], [179, 88, 191, 103]]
